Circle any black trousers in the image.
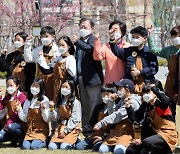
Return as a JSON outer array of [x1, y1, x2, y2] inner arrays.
[[126, 134, 172, 154]]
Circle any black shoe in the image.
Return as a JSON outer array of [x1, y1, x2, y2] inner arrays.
[[10, 140, 17, 147]]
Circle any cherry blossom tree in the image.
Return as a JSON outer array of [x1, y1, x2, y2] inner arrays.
[[0, 0, 79, 32], [0, 0, 79, 49]]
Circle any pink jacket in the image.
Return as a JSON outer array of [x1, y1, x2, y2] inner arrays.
[[93, 39, 131, 84]]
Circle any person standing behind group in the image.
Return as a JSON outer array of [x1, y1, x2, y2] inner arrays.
[[17, 78, 50, 150], [147, 25, 180, 118], [0, 76, 27, 146], [71, 18, 103, 126], [109, 26, 158, 94], [38, 36, 76, 103], [0, 32, 36, 92], [23, 26, 59, 100], [93, 20, 131, 84]]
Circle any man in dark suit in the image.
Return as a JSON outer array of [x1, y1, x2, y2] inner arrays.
[[72, 18, 103, 127]]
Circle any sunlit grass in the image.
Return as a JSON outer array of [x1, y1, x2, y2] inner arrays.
[[0, 142, 101, 154]]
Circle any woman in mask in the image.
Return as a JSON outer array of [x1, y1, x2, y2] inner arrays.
[[0, 32, 36, 92], [93, 20, 131, 84], [0, 76, 26, 146], [16, 78, 50, 150], [48, 79, 81, 150], [125, 80, 178, 154], [147, 25, 180, 119], [39, 36, 76, 103]]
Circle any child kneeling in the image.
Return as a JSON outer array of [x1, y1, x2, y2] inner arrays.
[[48, 79, 81, 150]]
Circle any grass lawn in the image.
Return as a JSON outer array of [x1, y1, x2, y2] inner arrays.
[[0, 142, 103, 154]]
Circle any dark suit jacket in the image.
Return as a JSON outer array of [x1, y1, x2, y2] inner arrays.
[[75, 34, 103, 87]]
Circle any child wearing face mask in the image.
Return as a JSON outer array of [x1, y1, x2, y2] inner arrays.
[[147, 25, 180, 120], [48, 79, 81, 150], [125, 79, 178, 154], [0, 32, 36, 92], [23, 26, 59, 100], [16, 77, 50, 150], [75, 84, 118, 151], [37, 36, 76, 103], [93, 20, 131, 84], [0, 76, 27, 146], [109, 26, 158, 94], [93, 79, 141, 154]]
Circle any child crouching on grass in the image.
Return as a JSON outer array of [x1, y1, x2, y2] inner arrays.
[[125, 79, 178, 154], [48, 79, 81, 150], [94, 79, 141, 154], [16, 78, 50, 150], [75, 84, 118, 151], [0, 76, 26, 147]]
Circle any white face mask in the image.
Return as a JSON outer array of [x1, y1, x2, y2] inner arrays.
[[58, 47, 67, 55], [172, 37, 180, 46], [41, 37, 52, 46], [117, 90, 124, 98], [102, 96, 112, 104], [79, 29, 91, 38], [30, 87, 40, 96], [61, 88, 71, 96], [131, 38, 143, 47], [7, 86, 16, 95], [114, 32, 121, 40], [14, 41, 23, 49], [143, 94, 153, 103]]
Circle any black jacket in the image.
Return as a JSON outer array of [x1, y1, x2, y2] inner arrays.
[[75, 34, 103, 87], [0, 51, 36, 91], [126, 87, 174, 139]]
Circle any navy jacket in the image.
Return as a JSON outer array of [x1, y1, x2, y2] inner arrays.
[[75, 34, 103, 87], [109, 42, 158, 81]]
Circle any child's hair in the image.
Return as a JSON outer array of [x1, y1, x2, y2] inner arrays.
[[28, 78, 46, 102], [170, 26, 180, 36], [58, 36, 75, 55], [57, 79, 76, 106], [130, 26, 148, 37], [15, 32, 28, 42], [101, 84, 117, 93], [109, 20, 127, 37], [40, 26, 55, 36], [6, 76, 22, 91], [142, 79, 164, 93]]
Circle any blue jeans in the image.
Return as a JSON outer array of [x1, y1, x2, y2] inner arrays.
[[22, 140, 46, 150], [76, 138, 102, 151], [48, 142, 72, 150], [0, 123, 22, 142], [99, 144, 127, 154]]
